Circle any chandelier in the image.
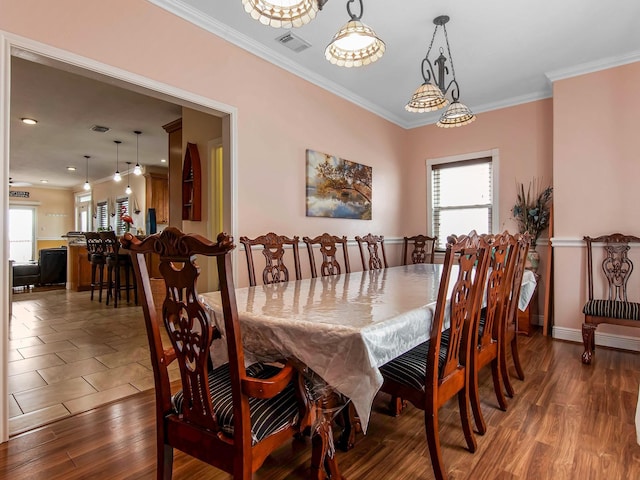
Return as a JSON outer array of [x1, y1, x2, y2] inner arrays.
[[325, 0, 384, 68], [241, 0, 328, 28], [406, 15, 475, 128]]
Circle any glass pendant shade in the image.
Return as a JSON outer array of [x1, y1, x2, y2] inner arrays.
[[133, 130, 142, 175], [436, 101, 477, 128], [325, 20, 385, 67], [125, 185, 132, 195], [405, 82, 448, 112], [84, 181, 91, 191], [113, 140, 122, 182], [242, 0, 320, 28]]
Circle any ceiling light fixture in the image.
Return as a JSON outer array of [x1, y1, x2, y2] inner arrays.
[[242, 0, 328, 28], [67, 166, 77, 171], [125, 161, 132, 195], [406, 15, 476, 128], [325, 0, 384, 68], [113, 140, 122, 182], [40, 179, 48, 184], [21, 118, 37, 125], [133, 131, 142, 175], [83, 155, 91, 191]]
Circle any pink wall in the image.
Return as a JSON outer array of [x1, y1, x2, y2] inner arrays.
[[553, 62, 640, 337], [405, 100, 554, 317]]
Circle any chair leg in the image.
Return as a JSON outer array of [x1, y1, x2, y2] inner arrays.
[[458, 389, 477, 453], [424, 405, 448, 480], [158, 442, 173, 480], [582, 323, 597, 365], [89, 263, 96, 300], [491, 359, 508, 411], [500, 334, 515, 398], [105, 265, 113, 306], [469, 361, 487, 435], [98, 265, 104, 303], [389, 395, 407, 417], [511, 334, 525, 381]]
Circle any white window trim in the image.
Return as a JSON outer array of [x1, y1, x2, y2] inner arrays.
[[426, 149, 500, 242]]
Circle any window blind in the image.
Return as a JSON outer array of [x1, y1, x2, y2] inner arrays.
[[96, 201, 108, 230], [115, 197, 130, 235], [432, 157, 492, 249]]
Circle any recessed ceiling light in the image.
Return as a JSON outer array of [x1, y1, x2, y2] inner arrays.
[[160, 158, 167, 163], [21, 118, 37, 125], [40, 179, 48, 184], [67, 166, 77, 171]]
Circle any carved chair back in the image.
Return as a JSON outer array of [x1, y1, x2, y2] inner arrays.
[[84, 232, 105, 257], [121, 228, 307, 478], [240, 233, 302, 287], [303, 233, 351, 278], [402, 234, 437, 265], [355, 233, 388, 271]]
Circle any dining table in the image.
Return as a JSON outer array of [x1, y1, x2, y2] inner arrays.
[[200, 263, 537, 434]]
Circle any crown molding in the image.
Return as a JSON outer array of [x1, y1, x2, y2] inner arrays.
[[146, 0, 407, 127], [546, 50, 640, 83]]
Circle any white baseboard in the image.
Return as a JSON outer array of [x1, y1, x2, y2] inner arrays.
[[552, 326, 640, 352]]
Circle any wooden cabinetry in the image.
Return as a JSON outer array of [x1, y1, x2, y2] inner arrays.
[[68, 245, 92, 292], [145, 171, 169, 224], [182, 142, 202, 221]]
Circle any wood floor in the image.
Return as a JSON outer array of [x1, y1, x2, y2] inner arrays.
[[1, 330, 640, 479]]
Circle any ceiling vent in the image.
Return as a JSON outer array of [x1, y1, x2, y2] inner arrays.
[[90, 125, 110, 133], [276, 32, 311, 53]]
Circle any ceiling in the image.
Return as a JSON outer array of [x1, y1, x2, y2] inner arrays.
[[151, 0, 640, 127], [10, 57, 182, 189], [8, 0, 640, 189]]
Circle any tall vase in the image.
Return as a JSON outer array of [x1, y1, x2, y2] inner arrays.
[[525, 245, 540, 273]]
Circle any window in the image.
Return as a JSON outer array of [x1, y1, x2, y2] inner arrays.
[[115, 196, 130, 235], [96, 201, 108, 230], [427, 151, 499, 249], [9, 206, 36, 262], [76, 192, 92, 232]]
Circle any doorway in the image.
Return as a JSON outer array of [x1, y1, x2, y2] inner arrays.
[[1, 34, 237, 441], [9, 206, 36, 263]]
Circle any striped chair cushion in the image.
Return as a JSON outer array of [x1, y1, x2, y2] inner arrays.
[[583, 300, 640, 321], [379, 329, 451, 391], [172, 363, 299, 445]]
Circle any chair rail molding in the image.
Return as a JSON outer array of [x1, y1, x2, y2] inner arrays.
[[551, 237, 640, 248]]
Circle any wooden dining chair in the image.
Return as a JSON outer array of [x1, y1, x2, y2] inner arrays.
[[303, 233, 351, 278], [402, 234, 437, 265], [355, 233, 388, 271], [469, 232, 518, 435], [239, 232, 302, 287], [581, 233, 640, 364], [500, 232, 531, 397], [379, 231, 490, 480], [121, 228, 315, 480]]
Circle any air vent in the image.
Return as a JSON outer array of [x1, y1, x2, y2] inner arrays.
[[276, 32, 311, 53], [90, 125, 110, 133]]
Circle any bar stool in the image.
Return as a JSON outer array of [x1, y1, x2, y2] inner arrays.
[[100, 231, 137, 307], [83, 232, 106, 302]]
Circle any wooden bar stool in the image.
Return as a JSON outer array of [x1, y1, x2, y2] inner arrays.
[[100, 231, 137, 307], [83, 232, 106, 302]]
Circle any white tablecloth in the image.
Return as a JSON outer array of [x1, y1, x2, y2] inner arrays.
[[201, 265, 537, 432]]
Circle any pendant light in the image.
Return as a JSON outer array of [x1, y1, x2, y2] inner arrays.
[[325, 0, 385, 68], [113, 140, 122, 182], [133, 131, 142, 175], [125, 162, 132, 195], [242, 0, 328, 28], [83, 155, 91, 191]]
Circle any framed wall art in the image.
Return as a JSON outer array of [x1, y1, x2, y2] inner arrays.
[[306, 149, 372, 220]]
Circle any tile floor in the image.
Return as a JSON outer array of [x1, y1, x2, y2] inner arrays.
[[8, 286, 175, 436]]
